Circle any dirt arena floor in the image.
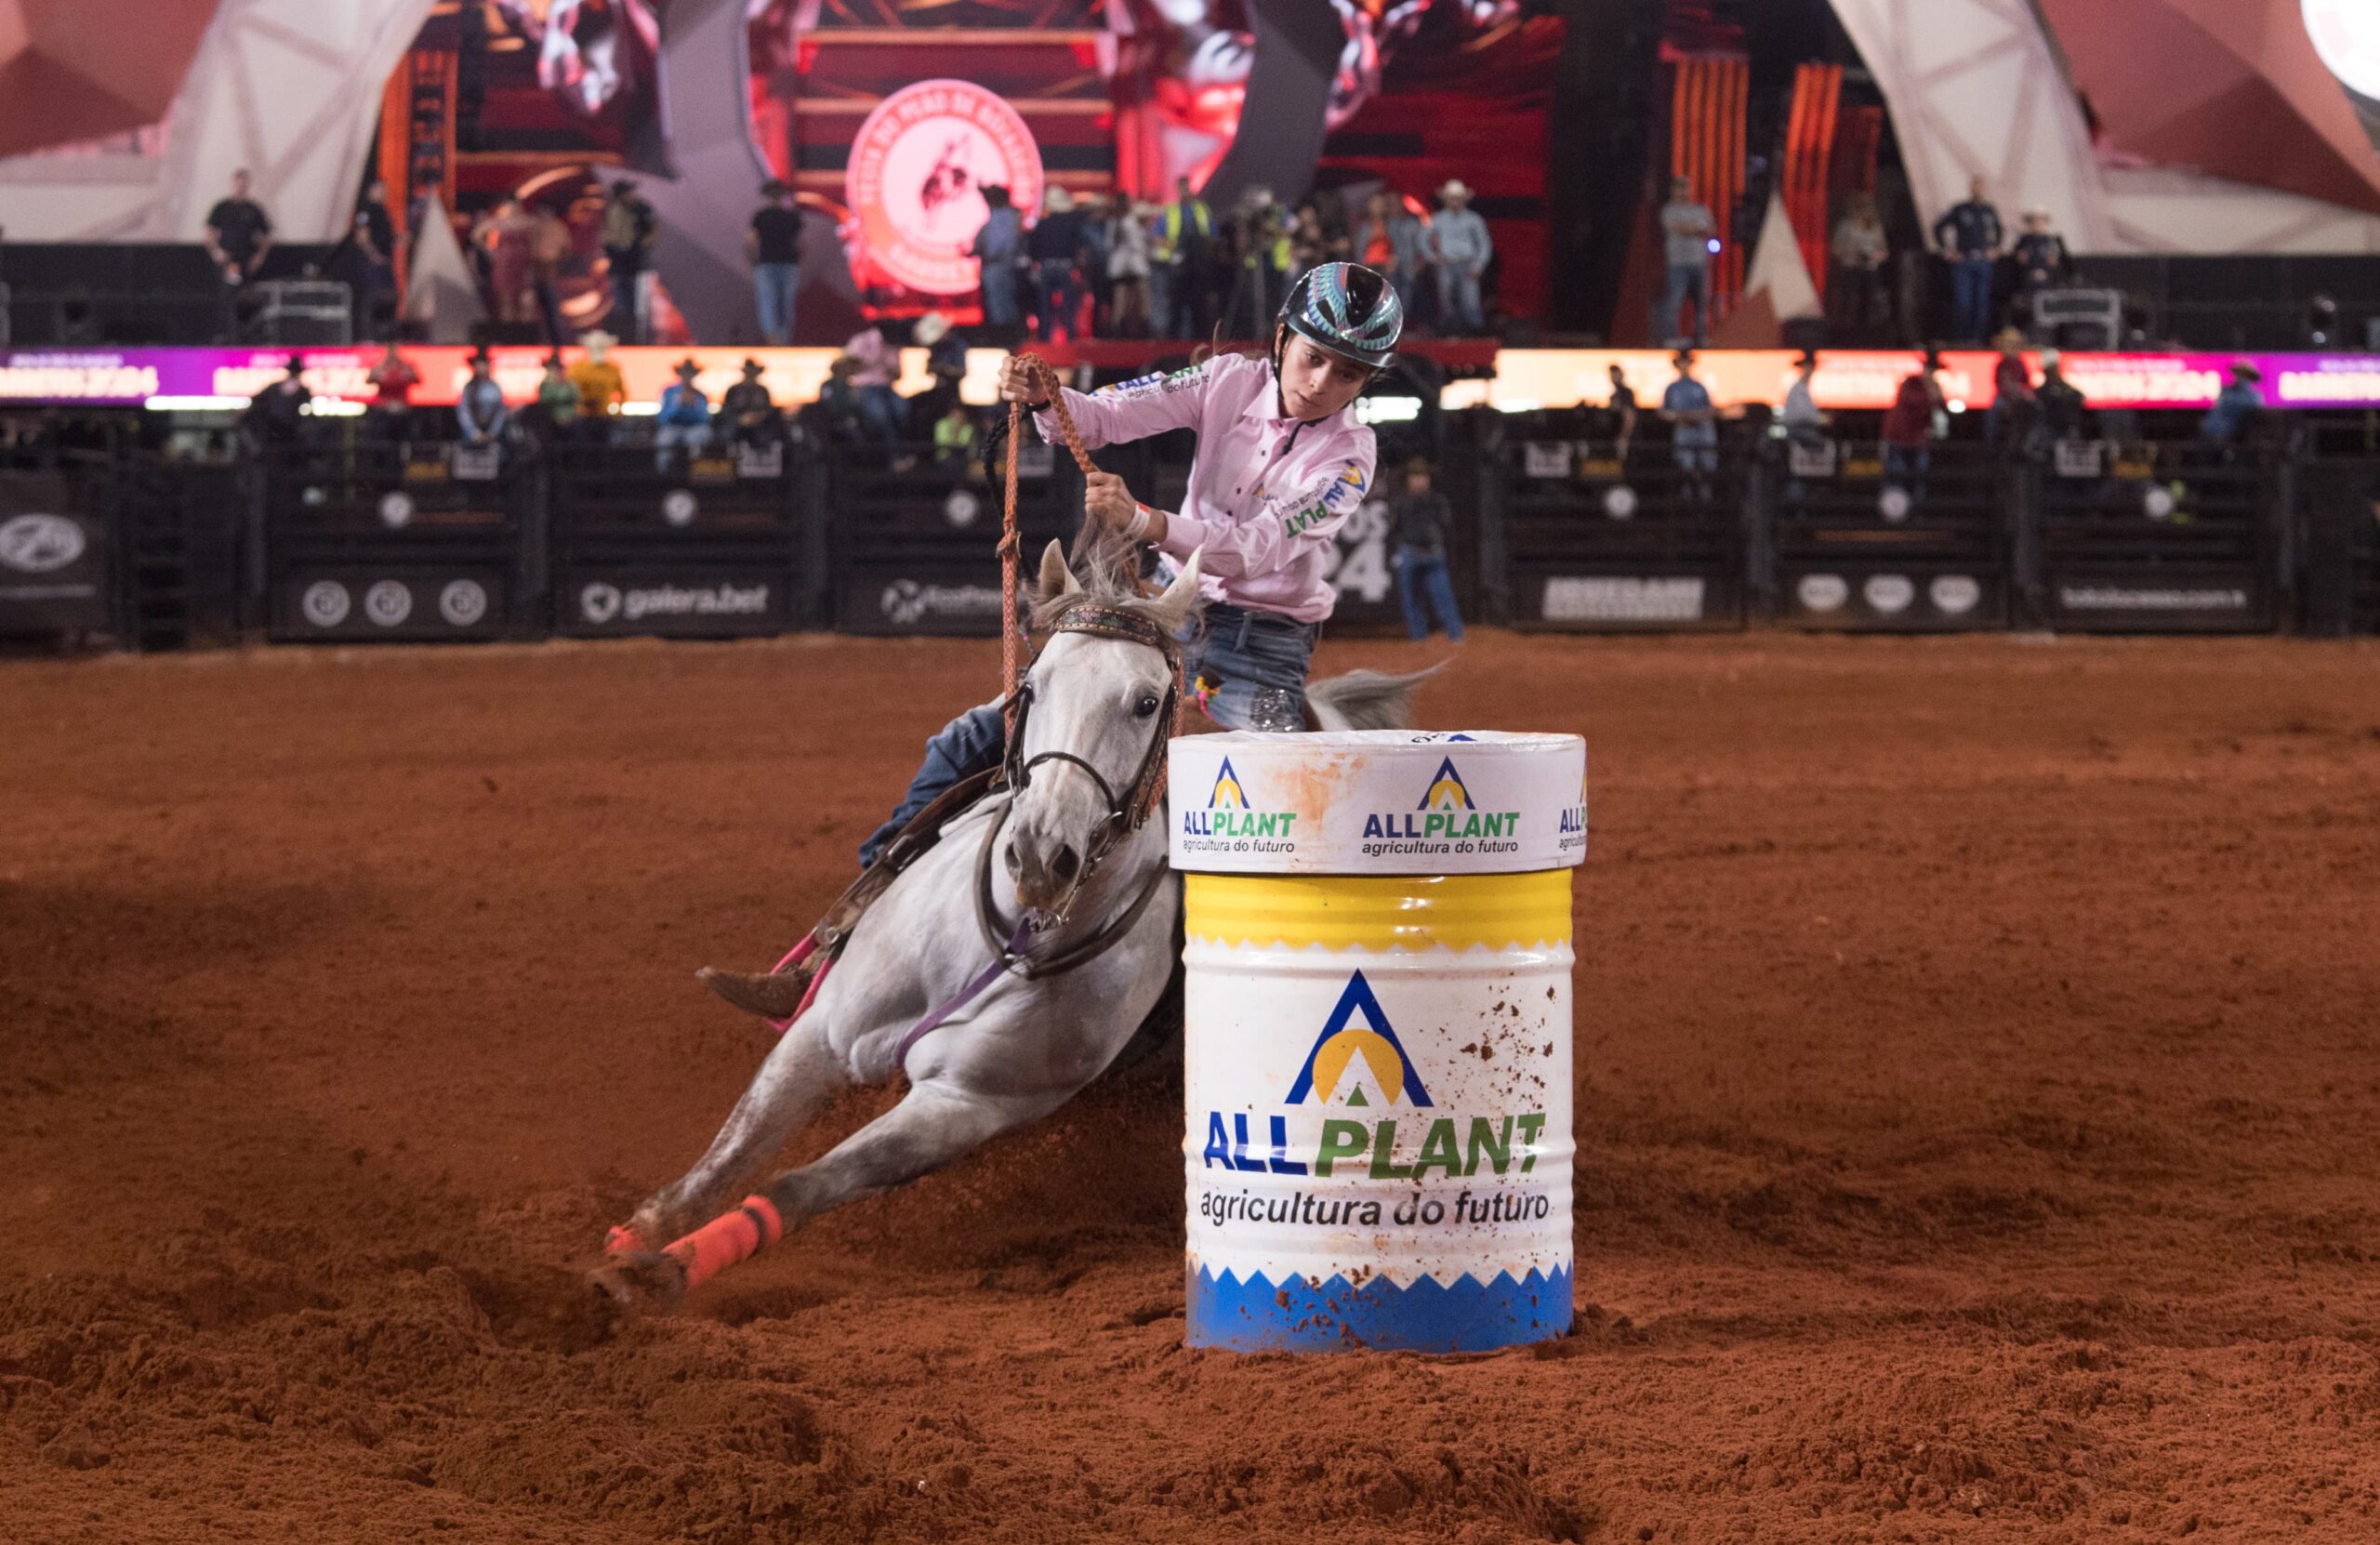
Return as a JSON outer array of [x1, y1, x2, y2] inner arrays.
[[5, 627, 2380, 1544]]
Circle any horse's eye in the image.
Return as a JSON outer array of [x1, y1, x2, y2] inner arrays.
[[1133, 693, 1161, 718]]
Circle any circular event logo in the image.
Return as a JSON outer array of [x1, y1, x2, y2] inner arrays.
[[847, 79, 1045, 296], [300, 579, 350, 628], [661, 489, 699, 527], [1931, 574, 1982, 615], [377, 491, 415, 530], [1602, 485, 1639, 521], [1863, 574, 1915, 614], [1796, 574, 1849, 613], [581, 582, 623, 625], [2306, 0, 2380, 99], [0, 512, 85, 573], [439, 579, 489, 627], [943, 488, 981, 528], [364, 579, 414, 627]]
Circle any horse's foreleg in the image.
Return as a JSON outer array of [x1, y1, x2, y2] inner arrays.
[[759, 1076, 1063, 1231], [608, 1014, 850, 1258]]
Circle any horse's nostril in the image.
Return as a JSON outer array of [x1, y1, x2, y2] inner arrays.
[[1003, 843, 1023, 878], [1051, 845, 1080, 882]]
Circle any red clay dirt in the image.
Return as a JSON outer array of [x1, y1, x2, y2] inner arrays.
[[4, 630, 2379, 1544]]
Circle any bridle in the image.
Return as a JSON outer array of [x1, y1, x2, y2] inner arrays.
[[974, 596, 1183, 976]]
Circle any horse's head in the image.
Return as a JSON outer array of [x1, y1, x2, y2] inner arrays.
[[1002, 540, 1203, 915]]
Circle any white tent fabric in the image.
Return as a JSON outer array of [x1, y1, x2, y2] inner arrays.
[[401, 194, 484, 344], [1741, 191, 1822, 322]]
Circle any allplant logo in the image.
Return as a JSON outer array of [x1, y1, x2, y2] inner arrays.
[[1360, 755, 1522, 855], [1178, 756, 1297, 853]]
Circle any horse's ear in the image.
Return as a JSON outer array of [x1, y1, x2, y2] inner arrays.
[[1038, 539, 1079, 603], [1146, 547, 1204, 633]]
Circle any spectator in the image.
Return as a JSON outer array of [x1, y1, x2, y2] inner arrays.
[[1078, 193, 1114, 333], [1288, 200, 1329, 286], [971, 184, 1025, 335], [2036, 349, 2089, 442], [720, 358, 780, 447], [567, 329, 625, 438], [654, 358, 713, 469], [910, 311, 967, 427], [1828, 192, 1889, 343], [365, 341, 418, 441], [244, 353, 310, 445], [600, 179, 657, 343], [205, 169, 274, 286], [1391, 457, 1464, 643], [350, 178, 398, 340], [1105, 199, 1153, 337], [748, 180, 803, 346], [1027, 187, 1088, 343], [473, 198, 536, 326], [1429, 178, 1493, 335], [1353, 191, 1425, 319], [1932, 175, 2003, 344], [1153, 175, 1214, 338], [534, 353, 580, 440], [2010, 206, 2070, 330], [844, 321, 906, 445], [1661, 349, 1719, 501], [527, 201, 573, 347], [1606, 362, 1639, 461], [932, 401, 978, 469], [1986, 329, 2037, 449], [2200, 359, 2264, 444], [816, 354, 866, 443], [1882, 352, 1942, 505], [1651, 174, 1715, 346], [456, 350, 509, 446], [1780, 350, 1823, 444], [1223, 186, 1289, 338]]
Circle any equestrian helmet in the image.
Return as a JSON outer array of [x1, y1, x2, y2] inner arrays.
[[1279, 260, 1402, 370]]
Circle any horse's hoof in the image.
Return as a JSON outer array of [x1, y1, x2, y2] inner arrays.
[[588, 1251, 689, 1315]]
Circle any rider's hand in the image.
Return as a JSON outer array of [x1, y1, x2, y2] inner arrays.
[[1084, 470, 1136, 531], [998, 357, 1046, 405]]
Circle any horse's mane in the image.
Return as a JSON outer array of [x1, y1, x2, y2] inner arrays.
[[1028, 528, 1204, 640]]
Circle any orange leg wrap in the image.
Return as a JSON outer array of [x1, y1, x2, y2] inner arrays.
[[661, 1195, 785, 1293]]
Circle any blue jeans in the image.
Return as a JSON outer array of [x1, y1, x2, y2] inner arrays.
[[1395, 551, 1463, 640], [1033, 261, 1078, 341], [1951, 258, 1994, 342], [607, 261, 642, 343], [1652, 262, 1708, 344], [1435, 266, 1485, 334], [1885, 443, 1930, 505], [981, 262, 1020, 328], [856, 384, 906, 445], [754, 261, 799, 344], [857, 601, 1318, 868], [654, 420, 713, 469]]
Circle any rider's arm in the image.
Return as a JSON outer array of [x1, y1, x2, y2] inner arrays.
[[1031, 358, 1215, 452], [1155, 438, 1376, 579]]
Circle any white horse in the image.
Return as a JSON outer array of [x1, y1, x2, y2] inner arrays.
[[592, 541, 1423, 1313]]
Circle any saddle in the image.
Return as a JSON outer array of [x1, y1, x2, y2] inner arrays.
[[697, 765, 1007, 1022]]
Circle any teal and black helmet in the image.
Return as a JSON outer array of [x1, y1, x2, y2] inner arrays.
[[1279, 260, 1403, 370]]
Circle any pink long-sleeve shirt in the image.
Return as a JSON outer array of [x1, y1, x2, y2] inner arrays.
[[1032, 351, 1376, 623]]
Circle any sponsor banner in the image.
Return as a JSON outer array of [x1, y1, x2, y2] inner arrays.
[[2045, 568, 2269, 632], [275, 569, 509, 641], [1320, 496, 1408, 631], [1168, 730, 1586, 877], [836, 561, 1009, 636], [20, 345, 2380, 412], [561, 568, 788, 638], [0, 487, 111, 632], [1536, 573, 1709, 627], [846, 80, 1044, 297], [1780, 565, 2001, 630], [1183, 918, 1573, 1350]]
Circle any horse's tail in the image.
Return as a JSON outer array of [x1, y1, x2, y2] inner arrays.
[[1306, 665, 1444, 732]]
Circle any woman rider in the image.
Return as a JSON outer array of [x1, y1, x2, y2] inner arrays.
[[859, 259, 1404, 867]]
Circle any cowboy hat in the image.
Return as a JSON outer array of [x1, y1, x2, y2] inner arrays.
[[739, 357, 764, 375], [1044, 186, 1076, 213], [673, 357, 702, 376], [1438, 178, 1474, 202], [913, 311, 951, 346], [2229, 358, 2262, 380], [1993, 326, 2030, 350]]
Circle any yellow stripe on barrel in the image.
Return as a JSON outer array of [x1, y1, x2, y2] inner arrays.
[[1184, 869, 1574, 953]]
